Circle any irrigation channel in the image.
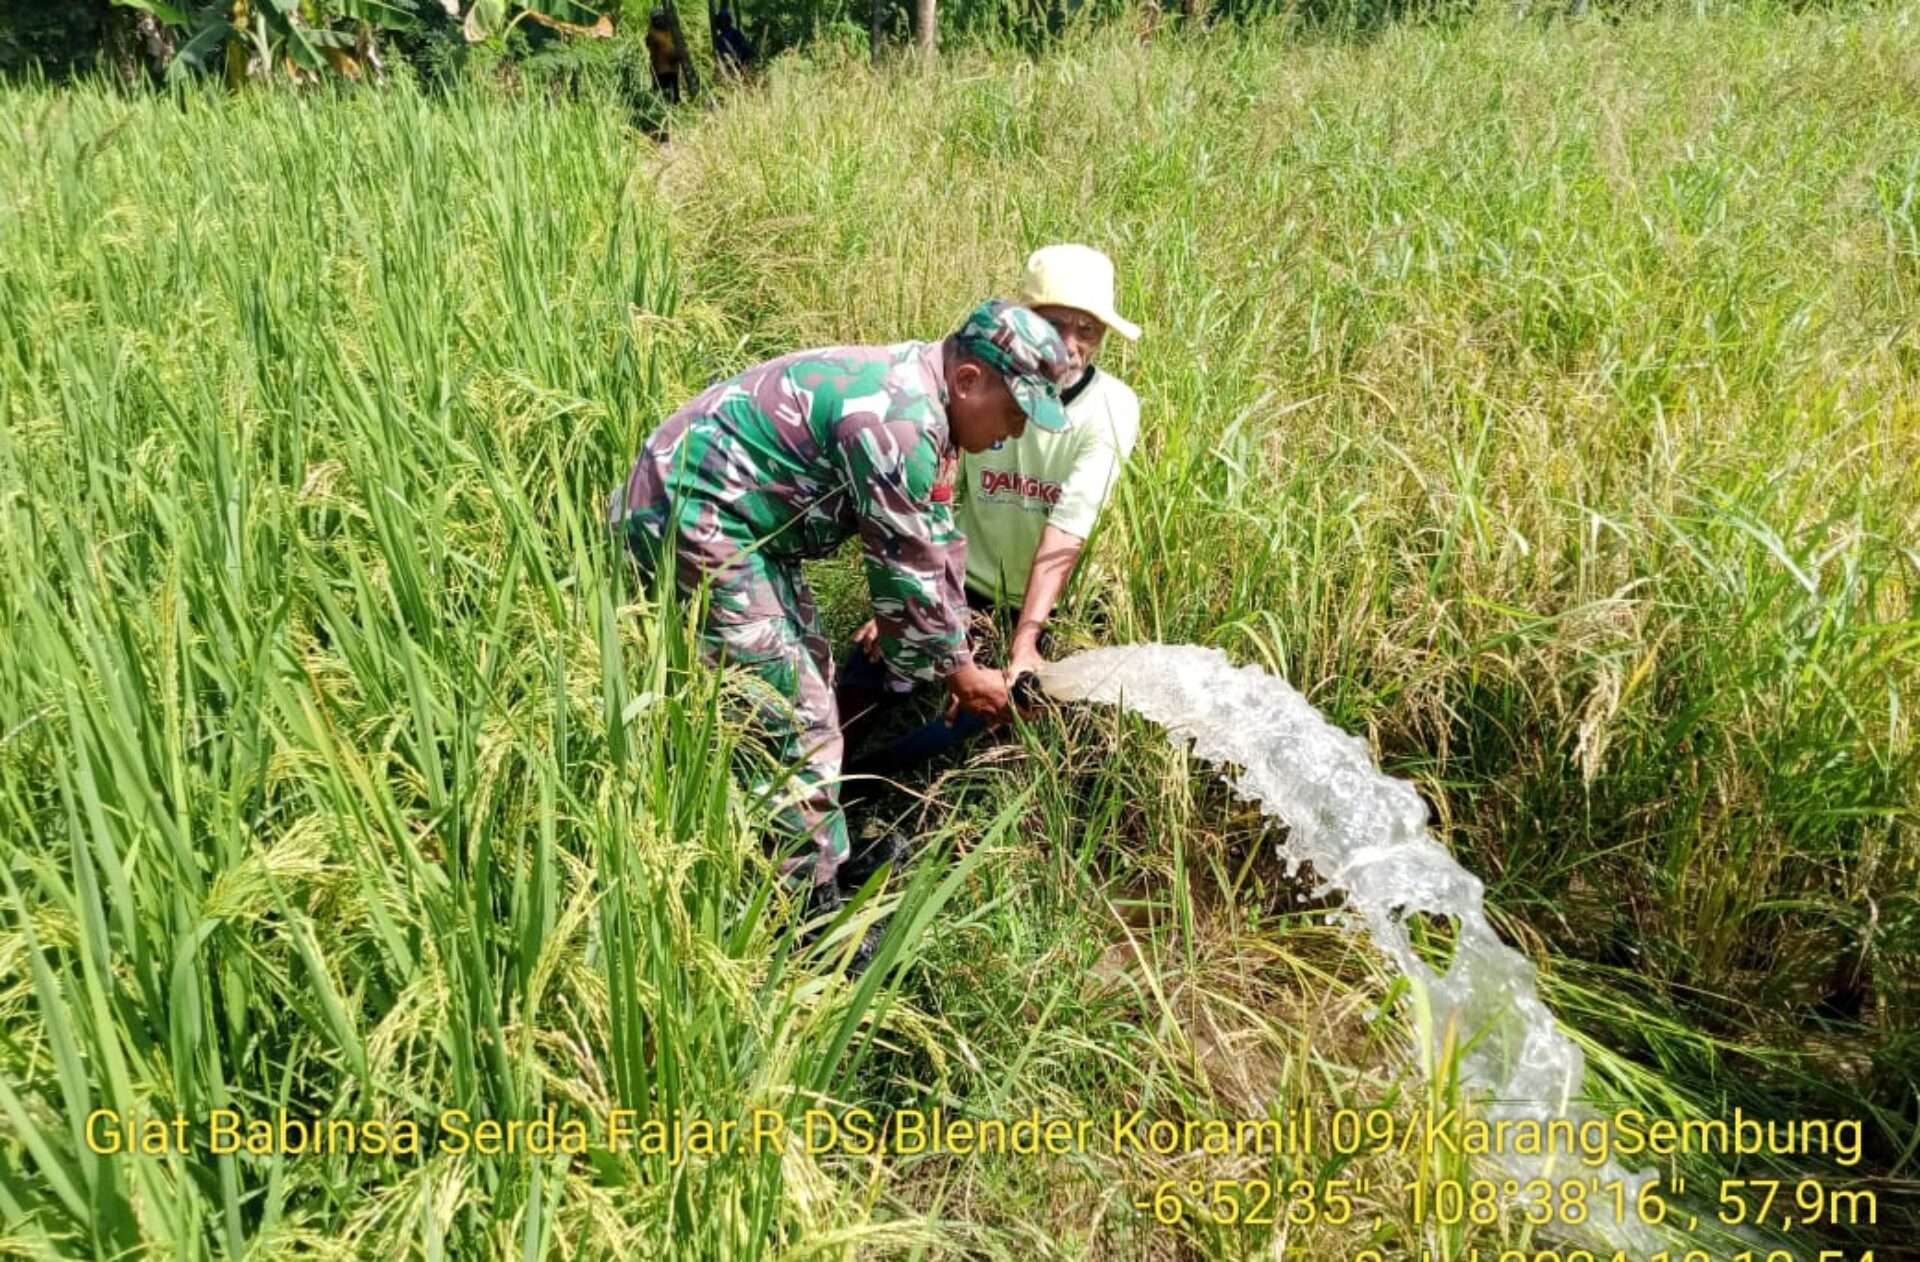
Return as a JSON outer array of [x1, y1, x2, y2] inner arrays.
[[1036, 643, 1666, 1250]]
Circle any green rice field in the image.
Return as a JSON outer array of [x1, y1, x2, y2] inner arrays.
[[1, 5, 1915, 1257]]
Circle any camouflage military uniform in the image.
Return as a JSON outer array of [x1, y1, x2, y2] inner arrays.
[[610, 345, 968, 887], [609, 303, 1072, 889]]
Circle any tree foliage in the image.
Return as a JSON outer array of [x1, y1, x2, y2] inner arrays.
[[0, 0, 630, 83]]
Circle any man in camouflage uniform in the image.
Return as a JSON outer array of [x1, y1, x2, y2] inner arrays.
[[609, 300, 1076, 899]]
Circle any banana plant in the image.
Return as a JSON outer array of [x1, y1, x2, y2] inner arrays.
[[106, 0, 400, 81], [109, 0, 610, 82], [460, 0, 616, 40]]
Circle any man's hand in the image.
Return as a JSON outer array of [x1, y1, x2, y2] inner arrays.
[[853, 618, 882, 663], [944, 661, 1014, 725], [1006, 643, 1047, 719], [1007, 642, 1047, 684]]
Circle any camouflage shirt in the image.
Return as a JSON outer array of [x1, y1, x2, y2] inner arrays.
[[611, 340, 974, 681]]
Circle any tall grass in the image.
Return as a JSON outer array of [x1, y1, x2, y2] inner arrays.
[[2, 5, 1916, 1259]]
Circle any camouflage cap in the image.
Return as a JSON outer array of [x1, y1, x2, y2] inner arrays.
[[953, 299, 1076, 433]]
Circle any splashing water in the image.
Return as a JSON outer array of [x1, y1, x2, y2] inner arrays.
[[1039, 643, 1661, 1249]]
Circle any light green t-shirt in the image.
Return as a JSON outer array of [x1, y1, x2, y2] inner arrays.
[[955, 368, 1140, 603]]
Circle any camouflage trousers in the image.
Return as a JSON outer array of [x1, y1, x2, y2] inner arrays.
[[621, 513, 848, 888]]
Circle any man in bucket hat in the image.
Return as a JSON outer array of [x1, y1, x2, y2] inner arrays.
[[609, 300, 1077, 912], [837, 245, 1142, 787]]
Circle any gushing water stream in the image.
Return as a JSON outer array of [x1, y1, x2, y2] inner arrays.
[[1039, 643, 1661, 1248]]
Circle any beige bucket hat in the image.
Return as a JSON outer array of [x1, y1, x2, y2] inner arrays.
[[1019, 244, 1141, 342]]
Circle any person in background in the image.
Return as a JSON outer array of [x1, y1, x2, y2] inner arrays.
[[836, 244, 1142, 786], [609, 301, 1076, 912], [711, 6, 755, 77], [644, 6, 696, 102]]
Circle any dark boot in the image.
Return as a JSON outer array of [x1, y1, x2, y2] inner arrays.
[[795, 872, 843, 943], [837, 830, 913, 893], [837, 832, 912, 978], [846, 920, 887, 978], [797, 873, 889, 976]]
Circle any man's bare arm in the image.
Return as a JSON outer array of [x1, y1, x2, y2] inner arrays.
[[1008, 523, 1085, 678]]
